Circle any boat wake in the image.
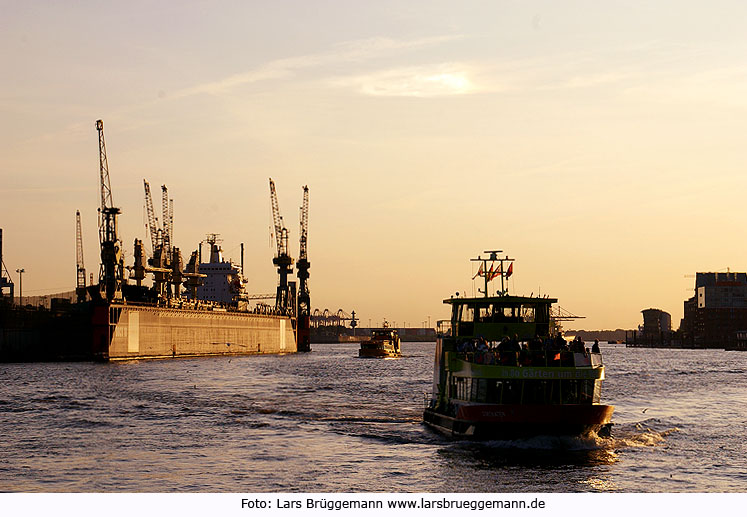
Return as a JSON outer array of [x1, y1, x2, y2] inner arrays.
[[603, 419, 679, 449]]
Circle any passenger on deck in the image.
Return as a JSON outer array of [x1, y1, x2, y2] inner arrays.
[[528, 335, 544, 351], [571, 336, 586, 353], [553, 332, 568, 351], [457, 340, 472, 353], [592, 339, 601, 353]]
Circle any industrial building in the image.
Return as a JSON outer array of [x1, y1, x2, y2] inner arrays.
[[680, 272, 747, 348]]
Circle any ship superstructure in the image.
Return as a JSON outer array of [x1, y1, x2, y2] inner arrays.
[[194, 234, 247, 305]]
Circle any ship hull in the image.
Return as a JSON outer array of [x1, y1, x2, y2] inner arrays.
[[94, 304, 297, 361], [358, 347, 401, 358], [2, 302, 297, 362], [423, 403, 614, 439]]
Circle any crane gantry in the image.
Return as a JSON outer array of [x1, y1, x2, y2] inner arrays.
[[269, 178, 295, 315], [140, 179, 185, 299], [95, 119, 123, 302], [296, 185, 311, 352], [161, 185, 172, 253], [75, 210, 86, 303], [143, 179, 160, 255]]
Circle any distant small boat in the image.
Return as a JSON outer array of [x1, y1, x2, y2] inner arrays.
[[359, 328, 402, 358]]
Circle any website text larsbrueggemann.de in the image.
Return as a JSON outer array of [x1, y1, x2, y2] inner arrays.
[[242, 496, 547, 511]]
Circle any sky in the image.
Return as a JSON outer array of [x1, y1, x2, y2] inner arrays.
[[2, 0, 747, 330]]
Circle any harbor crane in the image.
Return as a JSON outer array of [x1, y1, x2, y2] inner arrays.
[[140, 179, 185, 299], [75, 210, 87, 303], [269, 178, 295, 315], [161, 185, 173, 252], [96, 119, 124, 302], [296, 185, 311, 351], [143, 179, 160, 255]]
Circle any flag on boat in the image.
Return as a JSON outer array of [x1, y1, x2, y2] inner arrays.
[[506, 262, 514, 278], [472, 263, 484, 279]]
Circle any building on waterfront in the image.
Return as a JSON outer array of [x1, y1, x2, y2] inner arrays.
[[626, 308, 674, 347], [680, 272, 747, 348]]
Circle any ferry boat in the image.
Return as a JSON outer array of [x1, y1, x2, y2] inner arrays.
[[359, 327, 401, 358], [423, 251, 614, 439]]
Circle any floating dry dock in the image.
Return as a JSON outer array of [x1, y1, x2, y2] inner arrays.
[[0, 120, 310, 361]]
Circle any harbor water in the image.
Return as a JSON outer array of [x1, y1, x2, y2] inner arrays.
[[1, 343, 745, 492]]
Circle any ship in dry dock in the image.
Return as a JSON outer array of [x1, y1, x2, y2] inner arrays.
[[0, 120, 311, 361]]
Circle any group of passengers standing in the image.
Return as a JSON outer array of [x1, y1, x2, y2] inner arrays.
[[457, 333, 601, 356]]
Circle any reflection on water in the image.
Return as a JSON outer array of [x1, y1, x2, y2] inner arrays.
[[0, 343, 745, 492]]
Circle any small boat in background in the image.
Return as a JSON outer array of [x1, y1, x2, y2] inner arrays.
[[359, 327, 402, 358]]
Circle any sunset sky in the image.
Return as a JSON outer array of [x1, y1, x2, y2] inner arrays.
[[3, 1, 747, 330]]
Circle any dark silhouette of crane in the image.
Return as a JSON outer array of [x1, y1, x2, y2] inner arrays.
[[143, 179, 160, 255], [75, 210, 87, 303], [296, 185, 311, 352], [269, 178, 295, 315], [95, 119, 123, 302]]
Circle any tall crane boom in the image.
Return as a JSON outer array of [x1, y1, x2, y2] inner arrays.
[[95, 119, 123, 302], [143, 180, 159, 254], [269, 178, 287, 257], [76, 210, 85, 289], [97, 120, 114, 211], [296, 185, 311, 352], [75, 210, 87, 303], [299, 185, 309, 260], [161, 185, 171, 252], [268, 178, 294, 315]]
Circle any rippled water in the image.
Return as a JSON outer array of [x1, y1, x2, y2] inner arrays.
[[1, 344, 745, 492]]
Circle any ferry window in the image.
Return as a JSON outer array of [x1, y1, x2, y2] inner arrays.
[[522, 380, 548, 405], [536, 305, 550, 324], [520, 306, 535, 323], [580, 380, 594, 403], [460, 305, 474, 323], [502, 380, 521, 404], [561, 380, 579, 404], [487, 380, 502, 403], [593, 380, 602, 404], [478, 305, 492, 322], [475, 379, 488, 402], [548, 380, 561, 405]]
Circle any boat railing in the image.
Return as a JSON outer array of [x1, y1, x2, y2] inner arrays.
[[458, 350, 602, 368]]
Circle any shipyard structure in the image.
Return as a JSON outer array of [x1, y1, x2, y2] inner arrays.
[[680, 272, 747, 349], [625, 272, 747, 349], [0, 120, 311, 361]]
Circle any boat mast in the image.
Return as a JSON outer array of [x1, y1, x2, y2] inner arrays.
[[471, 250, 515, 297], [471, 250, 500, 298], [496, 253, 514, 296]]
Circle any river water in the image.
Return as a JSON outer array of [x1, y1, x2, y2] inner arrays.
[[0, 343, 745, 493]]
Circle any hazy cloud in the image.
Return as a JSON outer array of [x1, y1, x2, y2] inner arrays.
[[334, 64, 478, 97], [169, 35, 463, 99]]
